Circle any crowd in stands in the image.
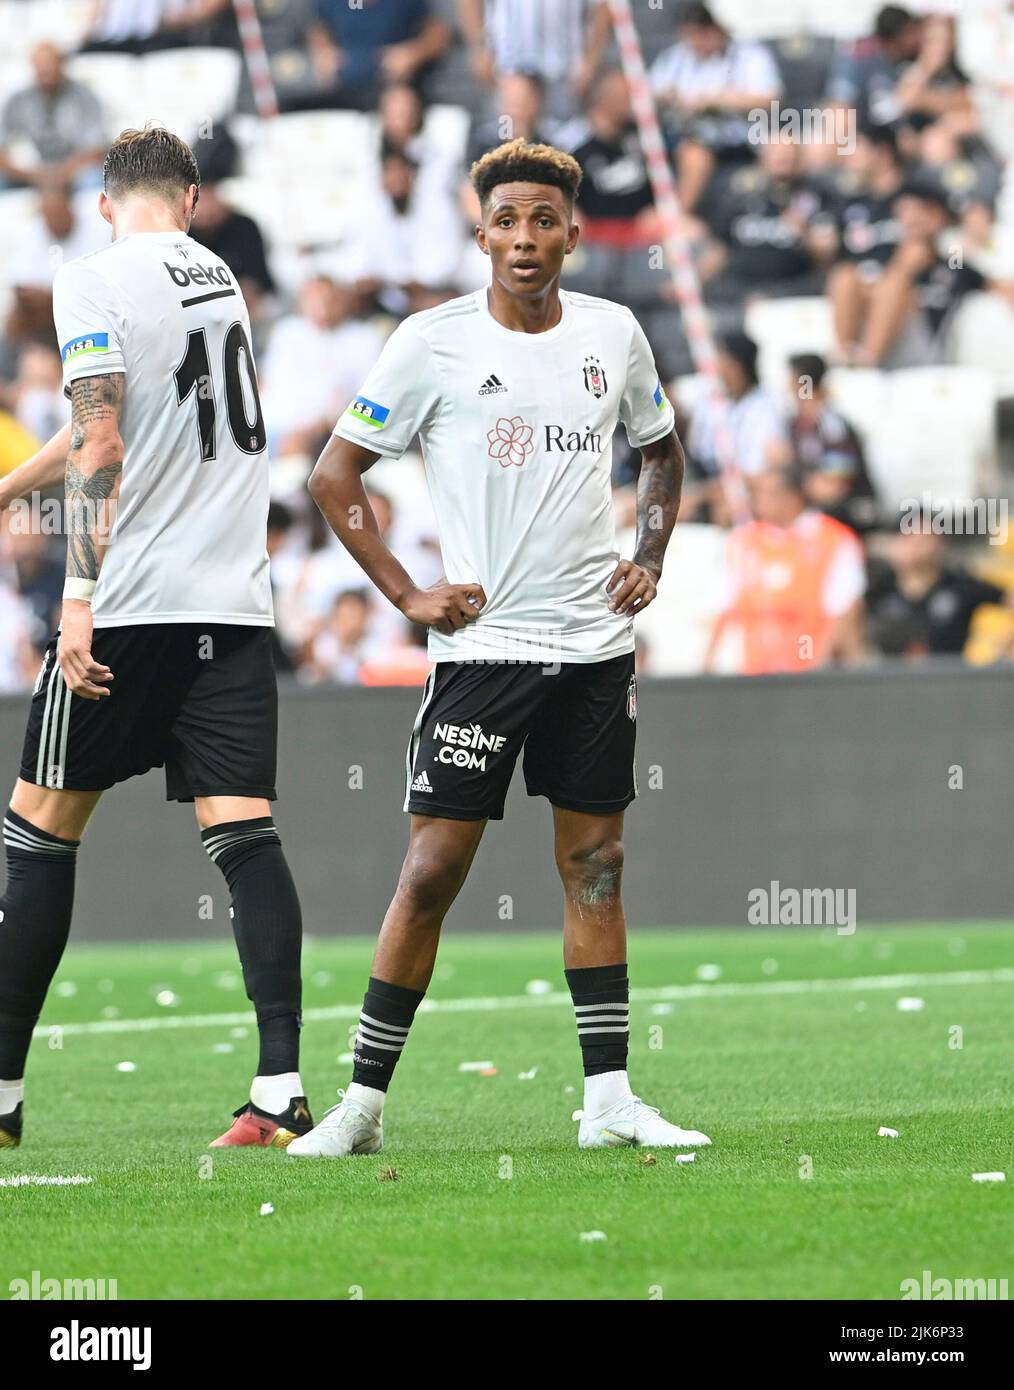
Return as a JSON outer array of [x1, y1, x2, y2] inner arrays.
[[2, 0, 1014, 687]]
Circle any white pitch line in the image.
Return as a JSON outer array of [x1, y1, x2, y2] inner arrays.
[[33, 968, 1014, 1039]]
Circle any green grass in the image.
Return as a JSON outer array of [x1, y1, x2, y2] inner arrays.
[[1, 923, 1012, 1300]]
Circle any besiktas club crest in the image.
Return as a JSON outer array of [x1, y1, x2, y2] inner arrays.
[[583, 355, 607, 398]]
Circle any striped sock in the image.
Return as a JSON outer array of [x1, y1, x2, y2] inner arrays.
[[565, 962, 630, 1077], [351, 977, 424, 1093], [0, 810, 80, 1078]]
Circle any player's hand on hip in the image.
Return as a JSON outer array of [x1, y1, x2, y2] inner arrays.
[[400, 582, 487, 636], [58, 600, 114, 699], [607, 561, 659, 617]]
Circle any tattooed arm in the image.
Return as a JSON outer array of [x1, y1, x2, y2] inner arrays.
[[606, 427, 685, 617], [59, 373, 125, 699]]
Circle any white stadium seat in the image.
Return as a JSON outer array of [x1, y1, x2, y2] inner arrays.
[[744, 297, 833, 391], [949, 292, 1014, 396], [0, 189, 41, 289], [421, 104, 471, 167], [826, 366, 997, 510], [137, 48, 243, 137]]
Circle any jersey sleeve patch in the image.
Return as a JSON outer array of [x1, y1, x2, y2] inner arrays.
[[347, 395, 390, 429], [653, 378, 666, 411], [61, 332, 110, 364]]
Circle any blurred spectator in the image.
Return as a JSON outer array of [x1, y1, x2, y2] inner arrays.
[[306, 588, 382, 683], [850, 179, 993, 366], [303, 0, 451, 110], [0, 412, 40, 483], [9, 344, 67, 443], [190, 130, 276, 332], [705, 468, 866, 674], [6, 183, 107, 346], [650, 1, 781, 215], [825, 126, 905, 357], [84, 0, 232, 53], [349, 144, 465, 308], [0, 579, 37, 692], [685, 333, 787, 511], [828, 8, 972, 143], [266, 501, 297, 674], [7, 526, 64, 651], [779, 353, 878, 536], [460, 0, 611, 118], [867, 522, 1013, 659], [467, 71, 549, 169], [0, 44, 106, 189], [701, 138, 836, 305], [259, 276, 383, 454], [568, 70, 662, 248]]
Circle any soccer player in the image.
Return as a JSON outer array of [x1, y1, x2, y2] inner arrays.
[[0, 127, 313, 1152], [291, 138, 710, 1157]]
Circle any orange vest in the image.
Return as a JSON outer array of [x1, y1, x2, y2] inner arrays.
[[726, 513, 856, 674]]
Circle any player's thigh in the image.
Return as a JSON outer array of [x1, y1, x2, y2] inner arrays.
[[18, 627, 175, 798], [164, 626, 278, 804], [8, 778, 102, 840], [403, 661, 551, 822], [523, 653, 638, 816], [194, 795, 273, 831]]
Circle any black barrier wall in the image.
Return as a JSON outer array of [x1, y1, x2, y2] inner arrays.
[[0, 665, 1011, 941]]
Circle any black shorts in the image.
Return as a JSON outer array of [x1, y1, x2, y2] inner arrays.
[[404, 653, 637, 822], [20, 624, 277, 802]]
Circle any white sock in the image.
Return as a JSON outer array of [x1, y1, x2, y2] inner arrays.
[[584, 1070, 633, 1117], [346, 1081, 385, 1119], [0, 1079, 25, 1116], [250, 1072, 302, 1115]]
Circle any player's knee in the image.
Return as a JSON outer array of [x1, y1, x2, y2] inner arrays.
[[558, 838, 625, 906], [396, 848, 467, 921]]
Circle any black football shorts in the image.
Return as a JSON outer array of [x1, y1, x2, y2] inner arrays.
[[403, 653, 637, 821], [20, 624, 277, 802]]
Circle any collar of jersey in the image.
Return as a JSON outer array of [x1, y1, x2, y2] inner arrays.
[[476, 286, 572, 343]]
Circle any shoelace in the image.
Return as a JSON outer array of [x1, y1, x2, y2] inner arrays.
[[315, 1089, 376, 1132]]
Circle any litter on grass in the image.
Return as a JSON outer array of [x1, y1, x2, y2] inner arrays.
[[115, 1061, 136, 1072], [458, 1061, 495, 1072], [896, 997, 925, 1011], [517, 1067, 538, 1080], [212, 1043, 234, 1054], [259, 1203, 274, 1216], [525, 979, 553, 995], [972, 1172, 1005, 1183], [878, 1126, 900, 1138], [675, 1153, 696, 1164], [579, 1230, 607, 1242], [695, 964, 722, 982], [571, 1109, 584, 1121]]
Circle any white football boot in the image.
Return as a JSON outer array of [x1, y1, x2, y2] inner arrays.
[[286, 1092, 383, 1158], [579, 1095, 711, 1149]]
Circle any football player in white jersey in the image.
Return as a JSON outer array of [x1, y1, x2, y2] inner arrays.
[[0, 128, 314, 1152], [290, 138, 710, 1158]]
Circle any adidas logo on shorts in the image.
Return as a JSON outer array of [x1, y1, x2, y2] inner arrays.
[[411, 770, 434, 793], [478, 373, 507, 396]]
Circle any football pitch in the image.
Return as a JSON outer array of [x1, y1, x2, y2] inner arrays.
[[2, 923, 1011, 1301]]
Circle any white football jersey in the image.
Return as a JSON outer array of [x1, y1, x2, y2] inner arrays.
[[53, 232, 273, 627], [333, 288, 675, 664]]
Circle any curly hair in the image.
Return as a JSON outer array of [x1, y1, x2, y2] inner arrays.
[[469, 137, 582, 209]]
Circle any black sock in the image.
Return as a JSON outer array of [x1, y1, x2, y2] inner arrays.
[[565, 963, 630, 1077], [201, 818, 303, 1077], [0, 809, 80, 1079], [352, 976, 424, 1093]]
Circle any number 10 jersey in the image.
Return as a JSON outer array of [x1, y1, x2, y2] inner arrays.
[[53, 231, 273, 628]]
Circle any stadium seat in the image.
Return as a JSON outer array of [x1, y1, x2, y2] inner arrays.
[[421, 104, 471, 167], [65, 53, 142, 135], [617, 522, 727, 675], [949, 292, 1014, 397], [709, 0, 807, 41], [0, 0, 91, 59], [137, 49, 243, 138], [0, 189, 42, 289], [826, 366, 998, 510], [744, 297, 833, 390], [956, 9, 1014, 85]]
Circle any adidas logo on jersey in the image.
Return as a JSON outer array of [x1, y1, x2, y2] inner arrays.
[[411, 770, 434, 793], [478, 373, 508, 396]]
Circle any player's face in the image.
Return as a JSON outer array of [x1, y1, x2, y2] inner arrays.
[[477, 183, 578, 297]]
